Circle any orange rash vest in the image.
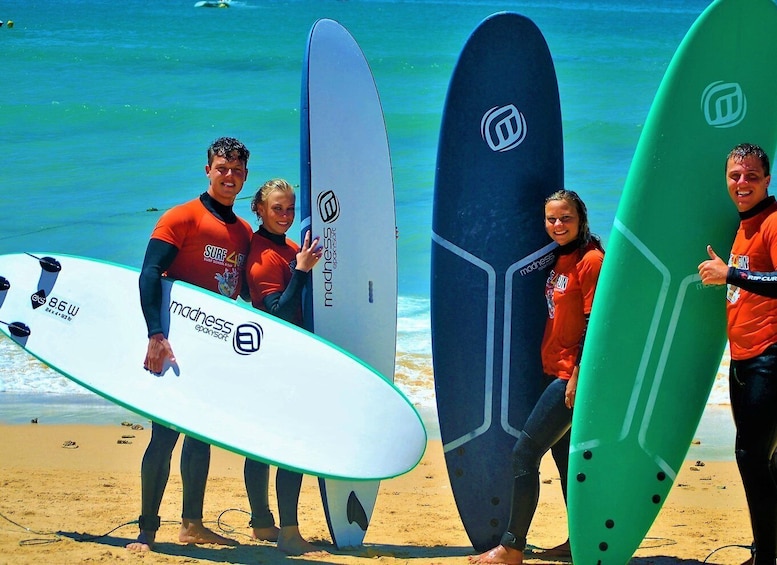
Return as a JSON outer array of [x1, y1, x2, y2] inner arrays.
[[151, 197, 252, 299], [541, 242, 603, 380], [726, 199, 777, 360]]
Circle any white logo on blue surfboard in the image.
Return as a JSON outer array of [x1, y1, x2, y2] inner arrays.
[[701, 81, 746, 128], [480, 104, 527, 152]]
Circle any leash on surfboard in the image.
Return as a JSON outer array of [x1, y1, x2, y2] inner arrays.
[[63, 518, 175, 543], [59, 519, 141, 543], [0, 507, 62, 546], [215, 508, 257, 540], [704, 542, 756, 563]]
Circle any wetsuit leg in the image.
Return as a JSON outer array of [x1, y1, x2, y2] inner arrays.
[[138, 422, 180, 532], [502, 377, 572, 550], [180, 435, 211, 521], [730, 345, 777, 565], [542, 375, 571, 505], [276, 468, 303, 528], [550, 427, 571, 505], [244, 458, 275, 528]]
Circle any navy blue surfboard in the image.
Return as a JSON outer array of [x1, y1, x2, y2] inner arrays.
[[431, 12, 563, 551]]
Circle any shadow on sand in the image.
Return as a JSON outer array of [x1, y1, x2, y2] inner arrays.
[[57, 529, 475, 563]]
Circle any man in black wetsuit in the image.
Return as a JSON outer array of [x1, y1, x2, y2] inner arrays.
[[127, 137, 253, 552], [699, 143, 777, 565]]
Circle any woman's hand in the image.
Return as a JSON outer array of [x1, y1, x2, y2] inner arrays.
[[295, 230, 322, 272], [565, 366, 579, 409]]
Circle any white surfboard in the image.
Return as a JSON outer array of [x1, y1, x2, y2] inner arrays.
[[300, 19, 405, 547], [0, 252, 425, 480]]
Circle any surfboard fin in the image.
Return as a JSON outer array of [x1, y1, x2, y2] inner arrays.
[[2, 320, 31, 339], [39, 256, 62, 273], [346, 490, 369, 531], [25, 253, 62, 273]]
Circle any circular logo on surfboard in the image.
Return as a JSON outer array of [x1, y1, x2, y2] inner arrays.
[[701, 81, 746, 128], [317, 190, 340, 223], [233, 322, 263, 355], [481, 104, 527, 152]]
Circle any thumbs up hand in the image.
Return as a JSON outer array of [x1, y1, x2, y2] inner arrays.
[[697, 245, 729, 286]]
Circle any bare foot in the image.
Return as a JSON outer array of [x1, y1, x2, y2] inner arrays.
[[535, 539, 571, 558], [126, 530, 155, 552], [469, 544, 523, 564], [179, 518, 238, 546], [277, 525, 328, 556], [251, 525, 279, 542]]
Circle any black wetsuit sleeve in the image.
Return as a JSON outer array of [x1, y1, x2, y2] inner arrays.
[[139, 239, 179, 337], [727, 267, 777, 298], [575, 314, 591, 366], [261, 269, 308, 324], [239, 269, 251, 302]]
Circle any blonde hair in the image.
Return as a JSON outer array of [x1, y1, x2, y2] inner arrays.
[[250, 178, 295, 218]]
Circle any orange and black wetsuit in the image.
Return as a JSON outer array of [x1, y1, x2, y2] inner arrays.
[[501, 239, 603, 552], [136, 192, 251, 534], [724, 195, 777, 565], [242, 226, 310, 531]]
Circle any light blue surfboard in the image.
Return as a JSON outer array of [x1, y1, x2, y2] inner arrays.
[[431, 12, 562, 551], [300, 19, 407, 547]]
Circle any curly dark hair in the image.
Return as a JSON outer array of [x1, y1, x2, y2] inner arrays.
[[207, 137, 250, 166]]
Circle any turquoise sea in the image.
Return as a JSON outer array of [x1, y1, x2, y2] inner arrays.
[[0, 0, 734, 456]]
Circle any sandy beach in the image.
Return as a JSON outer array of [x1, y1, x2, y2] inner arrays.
[[0, 420, 758, 565]]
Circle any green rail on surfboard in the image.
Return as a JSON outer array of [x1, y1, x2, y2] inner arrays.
[[0, 252, 425, 481], [567, 0, 777, 563]]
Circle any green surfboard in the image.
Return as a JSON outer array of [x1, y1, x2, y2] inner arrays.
[[568, 0, 777, 563]]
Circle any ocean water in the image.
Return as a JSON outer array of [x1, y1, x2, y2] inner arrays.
[[0, 0, 732, 448]]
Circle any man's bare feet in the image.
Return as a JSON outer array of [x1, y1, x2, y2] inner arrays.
[[277, 525, 328, 556], [126, 530, 155, 552], [468, 544, 524, 564], [535, 539, 571, 558], [179, 518, 238, 546], [251, 525, 279, 542]]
